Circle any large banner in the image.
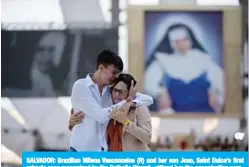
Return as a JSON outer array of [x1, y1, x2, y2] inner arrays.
[[128, 6, 242, 116], [2, 29, 118, 97], [144, 11, 224, 114]]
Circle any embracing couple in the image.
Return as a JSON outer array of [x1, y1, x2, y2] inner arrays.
[[69, 49, 154, 151]]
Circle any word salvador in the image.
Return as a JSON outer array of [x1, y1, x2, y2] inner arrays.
[[26, 157, 136, 164]]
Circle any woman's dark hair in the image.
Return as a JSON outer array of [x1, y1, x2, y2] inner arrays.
[[111, 73, 137, 90]]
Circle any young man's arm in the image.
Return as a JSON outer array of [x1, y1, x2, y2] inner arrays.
[[133, 92, 154, 107], [71, 80, 126, 124], [127, 80, 153, 107]]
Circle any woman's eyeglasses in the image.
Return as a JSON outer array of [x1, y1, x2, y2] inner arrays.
[[112, 88, 127, 96]]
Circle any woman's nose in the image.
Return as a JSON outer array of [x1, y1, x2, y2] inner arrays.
[[114, 91, 120, 96]]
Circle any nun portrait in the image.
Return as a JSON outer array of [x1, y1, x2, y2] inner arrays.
[[144, 23, 224, 113], [31, 32, 66, 97]]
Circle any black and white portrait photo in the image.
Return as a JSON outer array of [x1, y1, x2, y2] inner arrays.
[[2, 29, 118, 97]]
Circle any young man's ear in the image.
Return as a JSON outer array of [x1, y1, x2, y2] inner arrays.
[[98, 64, 105, 71]]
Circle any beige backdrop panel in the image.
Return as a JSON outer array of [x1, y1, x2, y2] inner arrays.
[[127, 5, 242, 118]]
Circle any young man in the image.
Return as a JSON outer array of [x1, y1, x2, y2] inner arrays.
[[70, 49, 153, 151]]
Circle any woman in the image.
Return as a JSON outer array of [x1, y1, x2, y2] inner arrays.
[[31, 32, 66, 97], [69, 74, 152, 151], [145, 23, 224, 113]]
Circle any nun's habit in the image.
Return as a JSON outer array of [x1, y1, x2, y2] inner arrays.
[[145, 25, 224, 112]]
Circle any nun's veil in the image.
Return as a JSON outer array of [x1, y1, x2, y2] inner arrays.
[[146, 24, 207, 67]]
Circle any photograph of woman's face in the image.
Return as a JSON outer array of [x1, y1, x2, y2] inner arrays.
[[169, 28, 192, 54]]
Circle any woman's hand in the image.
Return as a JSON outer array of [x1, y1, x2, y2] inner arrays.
[[121, 102, 133, 112], [69, 109, 84, 131], [126, 80, 137, 101], [110, 102, 132, 124], [111, 109, 128, 124]]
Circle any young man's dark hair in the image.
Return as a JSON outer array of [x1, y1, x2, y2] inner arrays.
[[96, 49, 123, 72]]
